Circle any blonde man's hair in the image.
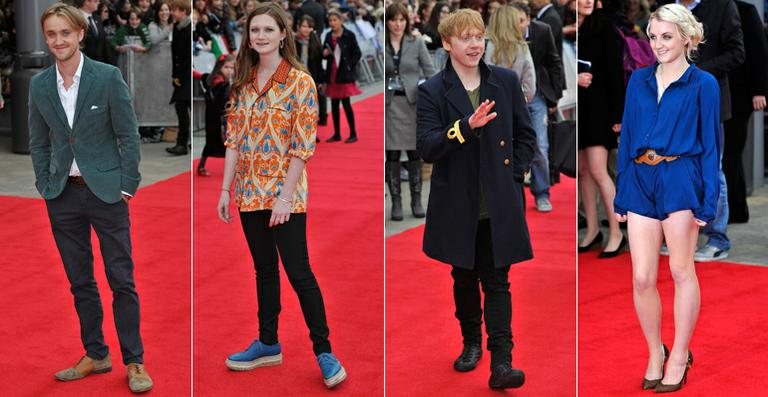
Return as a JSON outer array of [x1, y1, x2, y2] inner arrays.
[[40, 2, 87, 37], [437, 8, 485, 42], [647, 4, 705, 60]]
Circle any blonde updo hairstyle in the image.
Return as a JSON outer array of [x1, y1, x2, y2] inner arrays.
[[646, 4, 705, 61]]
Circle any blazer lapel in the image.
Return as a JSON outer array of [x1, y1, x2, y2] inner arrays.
[[46, 68, 71, 132], [480, 61, 499, 105], [73, 57, 95, 128], [444, 61, 475, 118]]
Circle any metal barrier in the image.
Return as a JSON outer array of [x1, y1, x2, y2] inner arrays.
[[117, 38, 177, 127]]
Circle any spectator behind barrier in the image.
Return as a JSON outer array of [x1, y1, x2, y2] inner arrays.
[[112, 9, 152, 53], [149, 0, 174, 45]]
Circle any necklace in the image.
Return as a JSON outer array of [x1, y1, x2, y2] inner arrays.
[[657, 63, 688, 90]]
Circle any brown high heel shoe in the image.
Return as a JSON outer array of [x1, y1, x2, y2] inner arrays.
[[655, 351, 693, 393], [642, 344, 669, 390]]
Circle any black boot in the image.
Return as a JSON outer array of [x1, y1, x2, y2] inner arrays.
[[406, 160, 425, 218], [489, 358, 525, 389], [386, 161, 403, 221], [453, 343, 482, 372]]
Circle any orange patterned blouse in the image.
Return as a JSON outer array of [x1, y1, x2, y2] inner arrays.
[[225, 59, 318, 213]]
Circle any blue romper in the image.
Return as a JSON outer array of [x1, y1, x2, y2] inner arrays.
[[614, 64, 720, 223]]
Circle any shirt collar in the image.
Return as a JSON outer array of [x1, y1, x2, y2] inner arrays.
[[252, 59, 292, 95], [81, 10, 93, 19], [56, 52, 85, 87], [536, 4, 554, 19]]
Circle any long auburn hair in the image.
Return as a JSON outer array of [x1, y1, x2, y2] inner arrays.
[[231, 2, 306, 94]]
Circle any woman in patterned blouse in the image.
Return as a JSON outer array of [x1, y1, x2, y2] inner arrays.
[[216, 2, 347, 389]]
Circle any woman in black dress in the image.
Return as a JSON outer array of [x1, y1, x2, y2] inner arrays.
[[577, 0, 626, 258]]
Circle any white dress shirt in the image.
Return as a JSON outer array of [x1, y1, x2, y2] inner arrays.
[[56, 52, 84, 177]]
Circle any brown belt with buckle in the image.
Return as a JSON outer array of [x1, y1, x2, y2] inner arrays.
[[634, 149, 679, 166], [67, 176, 86, 185]]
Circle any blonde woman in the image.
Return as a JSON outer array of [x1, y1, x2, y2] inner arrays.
[[614, 4, 717, 393], [484, 5, 535, 103]]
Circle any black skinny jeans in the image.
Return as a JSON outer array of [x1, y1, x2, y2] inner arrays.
[[239, 210, 332, 355], [451, 219, 513, 367]]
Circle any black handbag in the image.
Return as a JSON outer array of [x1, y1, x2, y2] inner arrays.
[[548, 119, 576, 178]]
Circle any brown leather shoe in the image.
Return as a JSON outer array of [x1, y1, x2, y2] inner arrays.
[[55, 354, 112, 381], [127, 363, 153, 393]]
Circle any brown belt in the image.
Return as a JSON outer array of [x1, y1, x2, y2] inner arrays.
[[634, 149, 679, 166], [67, 176, 86, 185]]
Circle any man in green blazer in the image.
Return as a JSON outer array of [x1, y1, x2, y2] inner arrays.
[[28, 3, 152, 393]]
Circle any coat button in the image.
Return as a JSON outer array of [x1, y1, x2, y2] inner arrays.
[[504, 159, 510, 166], [500, 140, 505, 147], [69, 136, 75, 144]]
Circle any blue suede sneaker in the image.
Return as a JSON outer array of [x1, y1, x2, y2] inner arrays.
[[225, 340, 282, 371], [317, 353, 347, 388]]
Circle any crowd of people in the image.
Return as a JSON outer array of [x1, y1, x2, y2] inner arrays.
[[194, 0, 387, 176]]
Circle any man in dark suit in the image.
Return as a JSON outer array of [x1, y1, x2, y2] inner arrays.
[[658, 0, 744, 261], [166, 0, 192, 155], [28, 3, 151, 393], [417, 9, 537, 390], [75, 0, 114, 65], [529, 0, 563, 59], [513, 1, 564, 212], [723, 0, 768, 223]]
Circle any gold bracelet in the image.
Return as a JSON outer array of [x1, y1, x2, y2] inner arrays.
[[276, 195, 292, 204]]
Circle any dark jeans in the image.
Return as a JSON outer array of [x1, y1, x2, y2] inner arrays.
[[451, 219, 513, 367], [239, 211, 332, 355], [45, 183, 144, 364], [174, 100, 190, 147]]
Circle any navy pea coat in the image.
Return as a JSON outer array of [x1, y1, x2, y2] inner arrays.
[[417, 59, 537, 269]]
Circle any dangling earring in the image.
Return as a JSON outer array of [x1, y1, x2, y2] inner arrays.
[[280, 39, 284, 49]]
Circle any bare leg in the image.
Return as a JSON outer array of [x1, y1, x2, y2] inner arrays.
[[585, 146, 623, 251], [628, 211, 665, 380], [660, 210, 700, 385], [578, 149, 600, 247]]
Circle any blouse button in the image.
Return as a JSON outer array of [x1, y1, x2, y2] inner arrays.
[[504, 159, 510, 166], [500, 140, 506, 147]]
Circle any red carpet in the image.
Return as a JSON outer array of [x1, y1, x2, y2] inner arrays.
[[193, 94, 384, 396], [579, 253, 768, 396], [386, 178, 577, 396], [0, 174, 191, 396]]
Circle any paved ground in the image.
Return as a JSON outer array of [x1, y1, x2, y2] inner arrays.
[[0, 135, 190, 197]]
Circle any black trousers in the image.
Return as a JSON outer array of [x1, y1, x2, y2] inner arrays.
[[330, 97, 356, 138], [318, 93, 328, 124], [45, 183, 144, 364], [451, 219, 513, 367], [239, 211, 332, 355], [174, 100, 191, 147], [723, 110, 750, 223]]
